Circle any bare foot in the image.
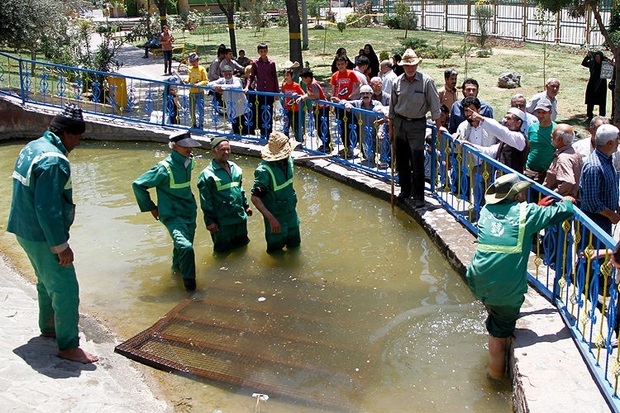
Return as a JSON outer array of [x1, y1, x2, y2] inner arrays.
[[58, 347, 99, 364]]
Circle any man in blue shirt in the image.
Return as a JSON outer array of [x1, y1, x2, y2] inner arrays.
[[447, 78, 494, 134], [579, 123, 620, 238]]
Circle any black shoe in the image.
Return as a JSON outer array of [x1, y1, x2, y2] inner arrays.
[[414, 199, 426, 208], [397, 192, 411, 200], [183, 278, 196, 291]]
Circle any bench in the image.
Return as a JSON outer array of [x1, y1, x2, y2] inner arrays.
[[151, 48, 163, 59], [172, 43, 198, 64]]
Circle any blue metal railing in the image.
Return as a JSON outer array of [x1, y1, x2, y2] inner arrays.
[[1, 51, 619, 410], [0, 51, 394, 179], [429, 129, 620, 412]]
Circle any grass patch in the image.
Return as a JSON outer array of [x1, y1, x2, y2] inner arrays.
[[179, 26, 593, 135]]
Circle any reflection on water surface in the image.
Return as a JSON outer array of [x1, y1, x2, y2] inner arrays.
[[0, 140, 511, 412]]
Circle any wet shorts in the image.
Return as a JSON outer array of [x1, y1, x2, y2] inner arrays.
[[485, 304, 521, 338]]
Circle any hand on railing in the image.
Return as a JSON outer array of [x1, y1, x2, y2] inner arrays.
[[537, 195, 556, 206]]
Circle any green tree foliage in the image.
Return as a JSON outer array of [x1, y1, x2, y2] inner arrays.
[[474, 0, 493, 49], [394, 1, 418, 38], [307, 0, 328, 20], [0, 0, 81, 59]]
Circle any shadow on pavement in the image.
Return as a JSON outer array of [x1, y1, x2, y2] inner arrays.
[[13, 336, 96, 378]]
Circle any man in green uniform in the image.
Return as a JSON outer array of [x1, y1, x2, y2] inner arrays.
[[132, 131, 202, 291], [251, 132, 301, 253], [197, 137, 253, 254], [7, 103, 98, 364], [466, 173, 574, 380]]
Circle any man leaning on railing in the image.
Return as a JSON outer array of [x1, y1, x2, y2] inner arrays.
[[578, 124, 620, 242], [466, 173, 575, 380]]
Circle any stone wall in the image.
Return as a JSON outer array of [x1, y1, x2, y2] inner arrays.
[[0, 96, 170, 144]]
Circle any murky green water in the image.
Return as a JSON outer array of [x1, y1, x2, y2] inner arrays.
[[0, 140, 511, 412]]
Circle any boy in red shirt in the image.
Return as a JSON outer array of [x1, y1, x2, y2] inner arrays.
[[330, 55, 360, 158], [281, 68, 306, 142]]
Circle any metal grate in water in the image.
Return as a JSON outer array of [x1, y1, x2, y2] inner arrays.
[[115, 284, 385, 410]]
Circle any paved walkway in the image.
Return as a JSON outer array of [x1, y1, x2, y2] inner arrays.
[[0, 257, 170, 413]]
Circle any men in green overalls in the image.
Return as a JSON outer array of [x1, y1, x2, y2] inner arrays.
[[197, 137, 253, 254], [466, 173, 574, 380], [251, 132, 301, 253], [7, 103, 98, 364], [132, 131, 202, 291]]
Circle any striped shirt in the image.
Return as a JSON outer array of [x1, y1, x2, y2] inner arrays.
[[579, 148, 619, 214]]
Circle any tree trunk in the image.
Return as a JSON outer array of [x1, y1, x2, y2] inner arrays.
[[285, 0, 304, 70], [226, 12, 237, 55], [217, 0, 237, 54], [155, 0, 167, 29], [614, 52, 620, 126]]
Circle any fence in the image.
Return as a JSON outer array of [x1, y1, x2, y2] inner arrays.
[[378, 0, 615, 47], [1, 50, 619, 410]]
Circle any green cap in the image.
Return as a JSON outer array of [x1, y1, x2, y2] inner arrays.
[[210, 136, 229, 149]]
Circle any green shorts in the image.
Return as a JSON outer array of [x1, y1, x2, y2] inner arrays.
[[485, 304, 521, 338]]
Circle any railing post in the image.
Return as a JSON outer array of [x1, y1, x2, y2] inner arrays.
[[18, 57, 26, 105], [466, 0, 472, 34], [522, 0, 527, 41], [493, 0, 498, 37], [430, 125, 437, 193]]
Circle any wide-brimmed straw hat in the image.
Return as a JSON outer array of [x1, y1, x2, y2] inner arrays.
[[261, 132, 301, 161], [484, 173, 531, 205], [399, 48, 422, 66], [282, 60, 300, 70]]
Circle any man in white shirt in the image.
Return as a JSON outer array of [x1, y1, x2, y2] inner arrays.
[[453, 96, 497, 206], [379, 59, 397, 95], [526, 78, 560, 121], [510, 93, 538, 135]]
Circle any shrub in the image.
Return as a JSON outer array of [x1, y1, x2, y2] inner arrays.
[[345, 13, 366, 28], [385, 16, 400, 29]]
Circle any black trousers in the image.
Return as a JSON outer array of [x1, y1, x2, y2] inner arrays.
[[394, 116, 426, 200]]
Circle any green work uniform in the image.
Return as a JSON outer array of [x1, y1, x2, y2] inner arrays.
[[132, 150, 197, 280], [466, 199, 574, 337], [7, 130, 80, 351], [252, 158, 300, 252], [197, 159, 250, 253]]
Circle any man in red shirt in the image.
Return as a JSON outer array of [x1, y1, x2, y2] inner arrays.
[[330, 55, 360, 158], [246, 43, 279, 139]]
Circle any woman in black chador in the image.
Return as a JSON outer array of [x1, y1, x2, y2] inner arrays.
[[582, 50, 609, 122]]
